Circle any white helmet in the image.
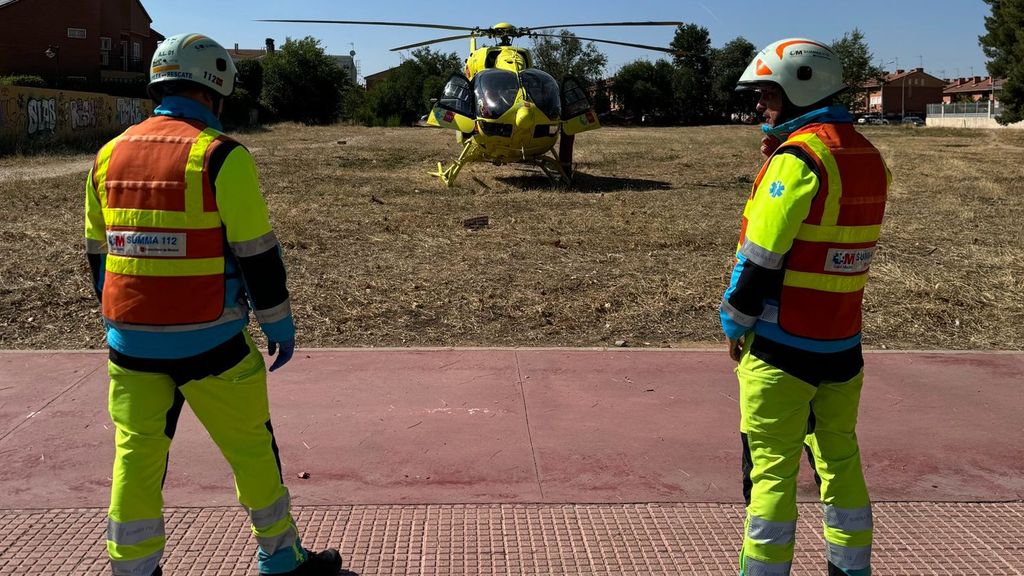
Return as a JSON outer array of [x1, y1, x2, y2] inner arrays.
[[149, 33, 237, 98], [736, 38, 845, 108]]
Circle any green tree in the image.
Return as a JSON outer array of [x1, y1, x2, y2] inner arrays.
[[530, 30, 608, 85], [830, 28, 883, 112], [710, 37, 757, 121], [670, 24, 714, 124], [261, 36, 351, 125], [223, 59, 264, 128], [357, 47, 462, 126], [612, 59, 677, 122], [980, 0, 1024, 124]]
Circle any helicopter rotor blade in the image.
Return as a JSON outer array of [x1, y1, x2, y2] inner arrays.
[[256, 19, 477, 32], [528, 21, 684, 32], [390, 34, 477, 52], [529, 32, 685, 55]]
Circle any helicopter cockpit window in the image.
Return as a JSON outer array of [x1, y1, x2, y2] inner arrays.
[[520, 69, 561, 120], [438, 75, 474, 118], [561, 77, 592, 120], [474, 69, 519, 120]]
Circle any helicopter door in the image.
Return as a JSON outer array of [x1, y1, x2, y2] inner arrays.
[[428, 74, 476, 133], [560, 76, 600, 136]]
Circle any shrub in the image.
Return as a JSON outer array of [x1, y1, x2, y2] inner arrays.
[[0, 75, 47, 88]]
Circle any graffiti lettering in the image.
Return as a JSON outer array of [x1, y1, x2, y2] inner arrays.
[[70, 99, 98, 130], [27, 98, 57, 135], [116, 98, 146, 126]]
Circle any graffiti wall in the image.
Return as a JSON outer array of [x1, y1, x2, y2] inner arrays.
[[0, 86, 153, 151]]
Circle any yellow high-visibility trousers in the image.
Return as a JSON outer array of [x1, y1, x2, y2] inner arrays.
[[106, 333, 306, 576], [737, 337, 872, 576]]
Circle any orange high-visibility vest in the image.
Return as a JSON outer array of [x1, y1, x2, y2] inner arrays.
[[92, 115, 235, 326], [742, 123, 888, 341]]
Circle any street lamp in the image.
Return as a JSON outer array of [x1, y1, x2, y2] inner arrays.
[[44, 44, 60, 86], [877, 59, 896, 120], [901, 72, 907, 120]]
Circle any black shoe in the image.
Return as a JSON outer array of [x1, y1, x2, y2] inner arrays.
[[260, 548, 343, 576], [152, 568, 162, 576]]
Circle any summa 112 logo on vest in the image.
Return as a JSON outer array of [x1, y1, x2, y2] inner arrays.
[[106, 231, 187, 257], [824, 247, 876, 273]]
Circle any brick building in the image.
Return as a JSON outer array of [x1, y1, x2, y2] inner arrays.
[[860, 68, 945, 118], [0, 0, 162, 85], [943, 76, 1004, 104]]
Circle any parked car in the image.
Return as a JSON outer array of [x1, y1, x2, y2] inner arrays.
[[901, 116, 925, 126]]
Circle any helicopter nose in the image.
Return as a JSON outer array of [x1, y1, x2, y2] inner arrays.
[[515, 104, 536, 129]]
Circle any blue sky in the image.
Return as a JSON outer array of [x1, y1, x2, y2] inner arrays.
[[146, 0, 992, 83]]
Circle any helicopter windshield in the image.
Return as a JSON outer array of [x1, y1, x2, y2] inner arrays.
[[474, 69, 520, 120], [520, 69, 561, 120]]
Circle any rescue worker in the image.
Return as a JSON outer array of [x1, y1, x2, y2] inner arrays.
[[721, 38, 890, 576], [84, 33, 342, 576]]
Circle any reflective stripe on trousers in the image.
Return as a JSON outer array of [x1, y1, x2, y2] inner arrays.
[[747, 515, 796, 547], [249, 490, 301, 555], [741, 555, 793, 576], [823, 504, 873, 571], [827, 541, 872, 572], [109, 549, 162, 576]]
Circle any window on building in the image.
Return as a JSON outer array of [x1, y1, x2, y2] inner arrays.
[[100, 52, 109, 66], [100, 37, 112, 50], [67, 28, 87, 39], [132, 42, 141, 60]]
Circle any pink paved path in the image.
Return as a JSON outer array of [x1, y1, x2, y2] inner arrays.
[[1, 348, 1023, 575], [1, 349, 1021, 508]]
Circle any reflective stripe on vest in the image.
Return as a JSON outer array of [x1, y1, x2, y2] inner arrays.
[[746, 123, 887, 341], [95, 116, 231, 327]]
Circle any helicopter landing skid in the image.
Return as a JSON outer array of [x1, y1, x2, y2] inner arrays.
[[530, 151, 572, 187], [432, 139, 481, 187]]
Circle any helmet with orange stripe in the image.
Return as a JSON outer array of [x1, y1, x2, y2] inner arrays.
[[736, 38, 845, 108], [148, 33, 237, 104]]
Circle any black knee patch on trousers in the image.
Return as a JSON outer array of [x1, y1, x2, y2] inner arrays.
[[161, 388, 186, 488], [741, 433, 753, 506], [266, 420, 284, 484], [804, 405, 823, 489]]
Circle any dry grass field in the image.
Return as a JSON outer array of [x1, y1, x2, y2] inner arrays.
[[1, 124, 1021, 350]]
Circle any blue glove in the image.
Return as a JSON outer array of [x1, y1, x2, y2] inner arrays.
[[267, 339, 295, 372]]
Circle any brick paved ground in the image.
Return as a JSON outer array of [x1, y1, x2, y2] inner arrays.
[[1, 502, 1021, 575], [3, 350, 1022, 575]]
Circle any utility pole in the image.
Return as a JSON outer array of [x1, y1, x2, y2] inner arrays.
[[878, 58, 896, 119]]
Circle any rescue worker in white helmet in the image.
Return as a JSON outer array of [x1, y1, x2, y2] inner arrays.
[[84, 33, 343, 576], [721, 38, 891, 576]]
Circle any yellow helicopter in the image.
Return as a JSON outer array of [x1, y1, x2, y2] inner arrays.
[[259, 19, 683, 186]]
